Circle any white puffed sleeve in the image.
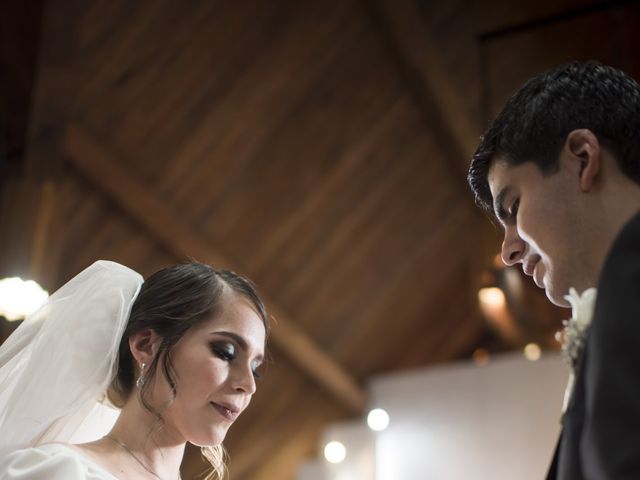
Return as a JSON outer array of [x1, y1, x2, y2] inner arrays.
[[0, 445, 117, 480]]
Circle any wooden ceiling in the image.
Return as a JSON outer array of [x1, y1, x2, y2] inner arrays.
[[1, 0, 638, 478]]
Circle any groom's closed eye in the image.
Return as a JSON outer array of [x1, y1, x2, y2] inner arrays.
[[494, 187, 512, 225], [508, 199, 520, 219]]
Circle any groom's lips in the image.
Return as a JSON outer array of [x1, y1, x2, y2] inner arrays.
[[533, 264, 544, 288], [524, 256, 544, 288], [523, 257, 539, 277]]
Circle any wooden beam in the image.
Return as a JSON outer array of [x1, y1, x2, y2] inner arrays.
[[366, 0, 502, 352], [29, 179, 57, 284], [64, 123, 367, 414], [366, 0, 480, 176]]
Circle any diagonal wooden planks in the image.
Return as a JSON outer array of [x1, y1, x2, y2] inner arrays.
[[64, 122, 367, 414], [367, 0, 481, 176], [29, 180, 58, 283]]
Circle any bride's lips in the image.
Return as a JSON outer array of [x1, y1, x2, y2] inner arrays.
[[210, 402, 240, 422]]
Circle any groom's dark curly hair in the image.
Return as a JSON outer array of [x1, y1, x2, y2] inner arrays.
[[468, 61, 640, 214]]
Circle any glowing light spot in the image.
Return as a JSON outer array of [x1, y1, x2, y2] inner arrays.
[[324, 441, 346, 464], [478, 287, 506, 309], [524, 343, 541, 361], [0, 277, 48, 321], [367, 408, 390, 431]]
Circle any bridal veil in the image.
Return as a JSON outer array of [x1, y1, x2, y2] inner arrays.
[[0, 261, 143, 454]]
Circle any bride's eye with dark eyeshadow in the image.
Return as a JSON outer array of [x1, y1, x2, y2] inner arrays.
[[251, 363, 263, 380], [210, 342, 236, 361]]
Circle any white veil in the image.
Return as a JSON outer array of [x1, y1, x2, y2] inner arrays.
[[0, 260, 143, 455]]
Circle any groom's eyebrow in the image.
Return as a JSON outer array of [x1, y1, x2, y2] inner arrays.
[[493, 187, 510, 224]]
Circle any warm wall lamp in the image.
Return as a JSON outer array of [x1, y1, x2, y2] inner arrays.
[[0, 277, 48, 321]]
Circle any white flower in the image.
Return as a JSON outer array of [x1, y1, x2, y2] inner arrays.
[[557, 287, 597, 413], [556, 287, 597, 369], [565, 287, 597, 330]]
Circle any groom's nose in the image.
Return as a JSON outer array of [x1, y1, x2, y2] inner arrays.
[[501, 225, 526, 266]]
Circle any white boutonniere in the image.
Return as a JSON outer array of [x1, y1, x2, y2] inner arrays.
[[556, 287, 597, 413]]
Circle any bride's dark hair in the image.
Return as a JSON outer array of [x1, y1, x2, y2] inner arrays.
[[107, 261, 268, 479]]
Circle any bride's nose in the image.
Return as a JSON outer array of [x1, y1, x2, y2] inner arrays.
[[232, 362, 257, 395]]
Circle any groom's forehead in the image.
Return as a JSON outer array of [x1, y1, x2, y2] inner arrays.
[[487, 158, 513, 199], [488, 157, 540, 192]]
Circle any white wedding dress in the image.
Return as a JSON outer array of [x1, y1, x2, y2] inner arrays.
[[0, 444, 118, 480]]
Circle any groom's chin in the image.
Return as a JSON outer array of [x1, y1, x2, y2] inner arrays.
[[544, 284, 571, 308]]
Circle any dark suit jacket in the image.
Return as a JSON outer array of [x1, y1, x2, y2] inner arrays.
[[547, 209, 640, 479]]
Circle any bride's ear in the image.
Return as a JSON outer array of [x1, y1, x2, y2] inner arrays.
[[565, 129, 601, 192], [129, 328, 161, 365]]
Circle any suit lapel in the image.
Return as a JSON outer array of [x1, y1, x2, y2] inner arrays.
[[546, 433, 562, 480]]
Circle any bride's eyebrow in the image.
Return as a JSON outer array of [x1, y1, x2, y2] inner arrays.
[[209, 331, 264, 362]]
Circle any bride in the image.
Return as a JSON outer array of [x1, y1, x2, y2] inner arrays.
[[0, 261, 268, 480]]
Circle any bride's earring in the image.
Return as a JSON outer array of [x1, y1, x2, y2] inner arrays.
[[136, 362, 146, 388]]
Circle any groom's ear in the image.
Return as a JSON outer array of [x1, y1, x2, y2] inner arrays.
[[565, 129, 601, 192]]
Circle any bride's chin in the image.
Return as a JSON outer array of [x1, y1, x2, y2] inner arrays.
[[187, 427, 229, 447]]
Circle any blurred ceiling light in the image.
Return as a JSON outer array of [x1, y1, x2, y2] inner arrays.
[[478, 287, 506, 310], [472, 348, 490, 366], [324, 441, 346, 464], [0, 277, 48, 321], [367, 408, 390, 431], [478, 286, 520, 343], [524, 343, 541, 362]]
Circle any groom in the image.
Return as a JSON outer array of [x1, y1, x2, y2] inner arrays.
[[467, 61, 640, 479]]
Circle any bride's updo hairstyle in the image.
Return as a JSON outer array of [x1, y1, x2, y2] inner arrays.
[[107, 262, 268, 479]]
